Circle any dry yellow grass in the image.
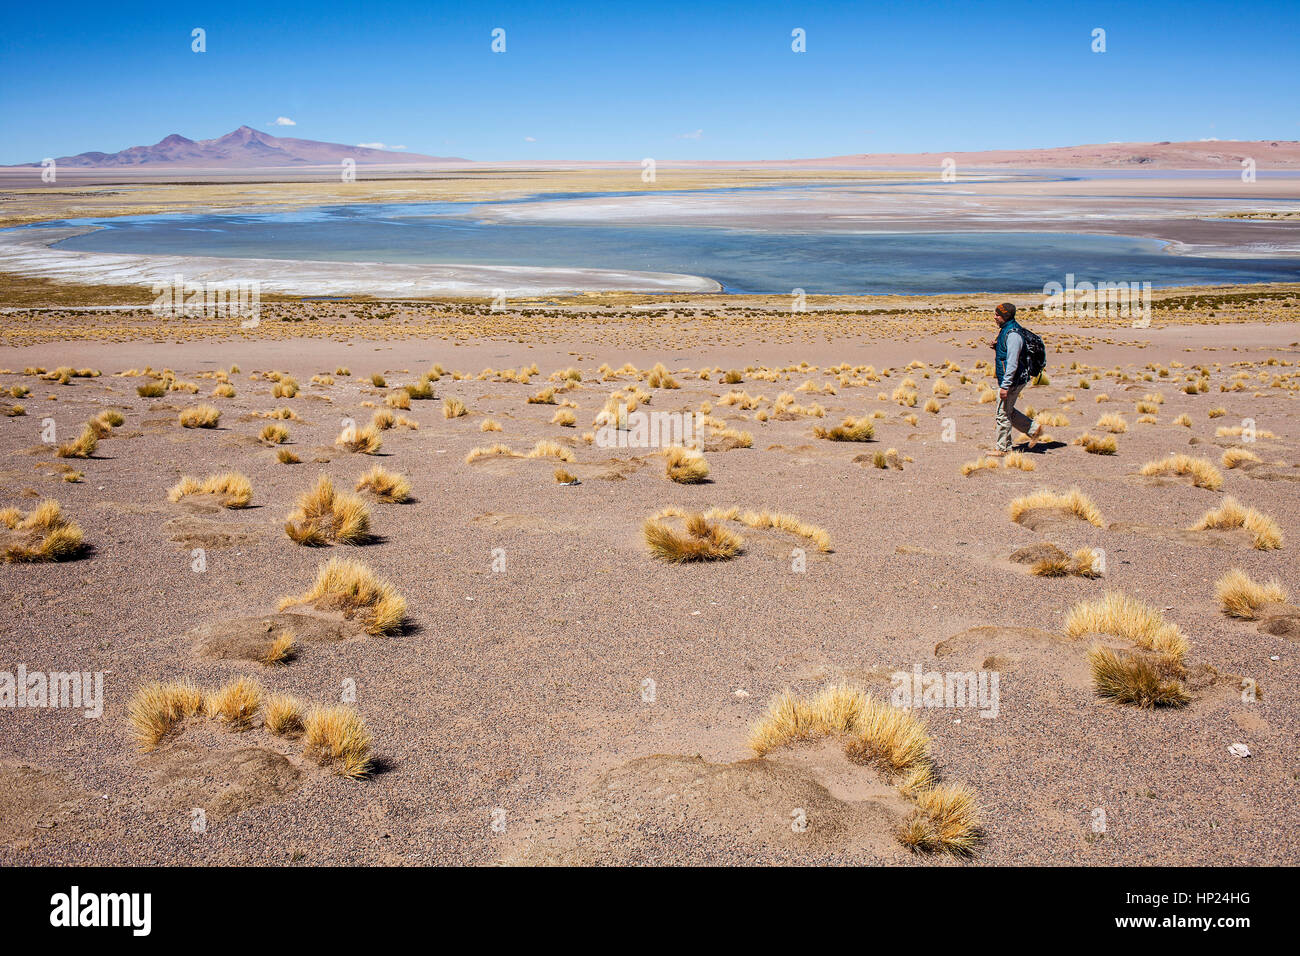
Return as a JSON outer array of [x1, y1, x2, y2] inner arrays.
[[443, 397, 468, 419], [551, 409, 576, 427], [127, 680, 204, 749], [1064, 592, 1189, 661], [1191, 496, 1284, 550], [526, 440, 575, 462], [1031, 546, 1103, 578], [1003, 451, 1036, 472], [749, 684, 978, 855], [258, 423, 290, 445], [1095, 413, 1128, 433], [0, 500, 86, 562], [813, 415, 875, 442], [168, 471, 252, 509], [465, 442, 515, 464], [1221, 448, 1261, 469], [303, 705, 373, 778], [56, 423, 98, 459], [204, 677, 263, 730], [1076, 432, 1117, 455], [355, 465, 411, 503], [643, 513, 743, 562], [284, 475, 372, 545], [961, 457, 1000, 476], [178, 404, 221, 428], [1215, 568, 1287, 619], [272, 376, 299, 398], [664, 446, 710, 484], [480, 419, 503, 432], [336, 424, 383, 454], [263, 693, 306, 736], [899, 784, 981, 856], [1008, 488, 1104, 527], [1138, 454, 1223, 490], [1217, 425, 1278, 440], [279, 556, 407, 635], [1087, 646, 1191, 708], [263, 632, 296, 666]]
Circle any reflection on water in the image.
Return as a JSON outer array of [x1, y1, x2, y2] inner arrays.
[[51, 200, 1300, 295]]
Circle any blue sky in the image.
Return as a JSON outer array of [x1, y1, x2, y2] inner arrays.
[[1, 0, 1297, 164]]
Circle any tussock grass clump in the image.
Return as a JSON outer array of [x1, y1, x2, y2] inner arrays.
[[277, 449, 301, 464], [813, 415, 875, 442], [205, 677, 263, 730], [643, 513, 743, 562], [960, 457, 1000, 476], [56, 424, 98, 459], [1064, 592, 1189, 661], [384, 390, 411, 410], [664, 446, 710, 484], [1173, 413, 1192, 427], [1215, 568, 1287, 620], [179, 404, 221, 428], [1138, 454, 1223, 490], [554, 468, 578, 484], [1031, 547, 1103, 579], [1191, 496, 1283, 550], [1222, 448, 1260, 469], [336, 424, 382, 455], [258, 423, 290, 445], [443, 397, 467, 419], [749, 684, 979, 855], [655, 505, 831, 553], [1087, 647, 1191, 708], [272, 377, 299, 398], [899, 784, 982, 856], [526, 440, 574, 462], [551, 409, 576, 426], [723, 369, 744, 384], [1217, 425, 1278, 440], [136, 381, 167, 397], [1003, 451, 1036, 472], [1036, 411, 1069, 427], [370, 373, 386, 388], [303, 705, 373, 778], [355, 465, 411, 503], [213, 383, 236, 398], [127, 680, 204, 749], [480, 419, 502, 432], [0, 500, 87, 562], [279, 556, 407, 635], [168, 472, 252, 509], [465, 443, 515, 464], [263, 632, 296, 666], [1095, 413, 1128, 433], [528, 387, 557, 405], [1008, 488, 1104, 527], [1075, 432, 1117, 455], [263, 694, 306, 736], [284, 475, 372, 546], [371, 408, 396, 430]]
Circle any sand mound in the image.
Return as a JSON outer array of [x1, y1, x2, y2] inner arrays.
[[190, 612, 349, 661], [137, 742, 303, 823], [510, 745, 912, 866], [0, 761, 105, 848], [1009, 543, 1068, 565], [1258, 613, 1300, 641], [163, 514, 259, 549]]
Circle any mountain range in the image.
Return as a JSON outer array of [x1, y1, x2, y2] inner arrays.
[[11, 126, 465, 168]]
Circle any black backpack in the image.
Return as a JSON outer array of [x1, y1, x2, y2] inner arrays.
[[1018, 325, 1047, 383]]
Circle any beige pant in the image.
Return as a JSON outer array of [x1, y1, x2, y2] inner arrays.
[[996, 385, 1038, 451]]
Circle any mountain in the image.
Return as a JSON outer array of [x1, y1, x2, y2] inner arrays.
[[12, 126, 466, 168], [771, 140, 1300, 169]]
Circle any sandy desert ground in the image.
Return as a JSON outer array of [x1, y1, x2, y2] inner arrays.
[[1, 286, 1298, 865]]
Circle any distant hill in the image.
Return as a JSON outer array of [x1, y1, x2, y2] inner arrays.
[[10, 126, 466, 168], [775, 140, 1300, 169]]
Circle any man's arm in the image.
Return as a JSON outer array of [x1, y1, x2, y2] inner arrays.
[[1000, 330, 1023, 390]]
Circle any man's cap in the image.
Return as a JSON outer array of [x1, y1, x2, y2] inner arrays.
[[995, 302, 1016, 319]]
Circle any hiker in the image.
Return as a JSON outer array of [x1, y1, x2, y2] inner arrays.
[[989, 302, 1045, 456]]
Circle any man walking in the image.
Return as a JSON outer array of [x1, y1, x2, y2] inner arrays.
[[989, 302, 1044, 456]]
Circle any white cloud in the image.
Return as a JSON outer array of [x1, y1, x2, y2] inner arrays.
[[524, 136, 537, 143], [676, 129, 704, 140], [272, 116, 296, 127]]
